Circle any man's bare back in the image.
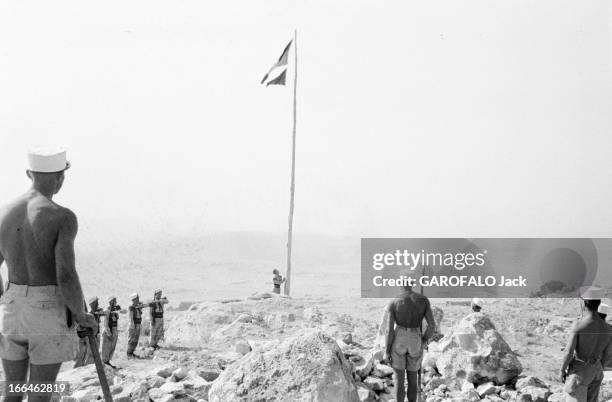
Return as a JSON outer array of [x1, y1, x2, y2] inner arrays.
[[0, 190, 76, 287]]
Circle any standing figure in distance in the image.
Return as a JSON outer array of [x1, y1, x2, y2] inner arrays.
[[272, 269, 285, 294], [127, 293, 145, 359]]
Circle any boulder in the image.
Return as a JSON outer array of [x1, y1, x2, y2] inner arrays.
[[433, 313, 522, 385], [57, 365, 116, 392], [208, 330, 359, 402], [69, 389, 99, 401], [235, 340, 252, 355], [515, 376, 548, 390], [476, 383, 498, 397], [156, 365, 177, 379], [159, 382, 186, 396], [356, 382, 376, 402], [199, 368, 221, 382], [372, 363, 394, 378], [147, 375, 166, 389], [172, 367, 189, 381], [518, 386, 552, 402], [363, 376, 385, 392], [355, 349, 383, 379], [342, 333, 354, 345]]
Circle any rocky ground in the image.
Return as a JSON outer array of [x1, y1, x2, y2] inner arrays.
[[4, 295, 612, 401]]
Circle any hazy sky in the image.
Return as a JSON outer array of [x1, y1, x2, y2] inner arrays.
[[1, 1, 611, 238]]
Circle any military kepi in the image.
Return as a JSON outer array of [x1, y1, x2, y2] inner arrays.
[[27, 146, 71, 173], [578, 285, 605, 300]]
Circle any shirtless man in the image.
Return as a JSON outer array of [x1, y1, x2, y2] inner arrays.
[[561, 287, 612, 402], [385, 284, 435, 402], [0, 148, 96, 402]]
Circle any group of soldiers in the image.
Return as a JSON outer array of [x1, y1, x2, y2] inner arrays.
[[386, 285, 612, 402], [74, 289, 169, 369]]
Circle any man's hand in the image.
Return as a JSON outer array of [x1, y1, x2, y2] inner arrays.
[[384, 350, 392, 365], [75, 312, 97, 329], [560, 369, 567, 383]]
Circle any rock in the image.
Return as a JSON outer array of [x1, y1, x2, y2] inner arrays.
[[463, 389, 481, 402], [363, 376, 385, 392], [147, 375, 166, 389], [476, 383, 498, 397], [517, 394, 533, 402], [515, 376, 549, 390], [236, 313, 253, 323], [172, 367, 189, 381], [548, 392, 565, 402], [461, 382, 475, 392], [342, 333, 354, 345], [148, 388, 165, 401], [156, 365, 177, 379], [208, 330, 359, 402], [356, 382, 376, 402], [159, 381, 186, 396], [235, 340, 252, 355], [518, 386, 552, 402], [500, 389, 518, 400], [70, 389, 99, 401], [355, 349, 383, 379], [199, 368, 221, 382], [303, 307, 323, 323], [372, 363, 394, 378], [57, 365, 116, 392], [434, 313, 522, 385]]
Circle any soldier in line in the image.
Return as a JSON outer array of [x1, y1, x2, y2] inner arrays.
[[101, 296, 121, 368], [84, 296, 104, 365], [148, 289, 168, 350], [127, 293, 146, 359], [73, 299, 92, 368]]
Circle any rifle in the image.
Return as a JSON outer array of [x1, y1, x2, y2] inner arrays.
[[77, 327, 113, 402]]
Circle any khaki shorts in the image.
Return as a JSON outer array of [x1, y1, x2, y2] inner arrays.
[[564, 360, 604, 402], [391, 326, 423, 371], [0, 283, 77, 365]]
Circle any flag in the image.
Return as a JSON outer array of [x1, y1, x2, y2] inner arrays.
[[261, 40, 292, 86]]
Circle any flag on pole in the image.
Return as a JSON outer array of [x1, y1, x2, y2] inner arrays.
[[261, 40, 292, 86]]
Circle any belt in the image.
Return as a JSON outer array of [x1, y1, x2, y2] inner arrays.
[[5, 282, 59, 296], [574, 356, 600, 365], [395, 325, 421, 332]]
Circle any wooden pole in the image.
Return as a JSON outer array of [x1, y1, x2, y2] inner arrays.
[[87, 331, 113, 402], [284, 29, 298, 296]]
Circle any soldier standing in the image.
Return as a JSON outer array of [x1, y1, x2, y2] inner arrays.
[[148, 289, 168, 350], [101, 296, 120, 368], [127, 293, 145, 358]]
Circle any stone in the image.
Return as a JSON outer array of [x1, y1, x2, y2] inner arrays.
[[372, 363, 394, 378], [548, 392, 565, 402], [172, 367, 189, 381], [159, 381, 186, 396], [303, 307, 323, 323], [70, 389, 99, 401], [342, 333, 354, 345], [199, 368, 221, 382], [434, 313, 522, 385], [234, 340, 252, 355], [356, 382, 376, 402], [363, 376, 385, 392], [518, 386, 552, 402], [148, 388, 166, 401], [355, 349, 383, 379], [515, 376, 549, 390], [208, 330, 359, 402], [147, 375, 166, 389], [461, 382, 475, 392], [476, 383, 498, 397], [156, 365, 176, 379]]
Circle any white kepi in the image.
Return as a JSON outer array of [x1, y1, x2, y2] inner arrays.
[[27, 146, 71, 173], [578, 285, 605, 300]]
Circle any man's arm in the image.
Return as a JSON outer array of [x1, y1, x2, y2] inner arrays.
[[423, 300, 436, 342], [55, 209, 95, 328], [560, 325, 578, 382], [602, 333, 612, 369], [385, 303, 395, 361], [128, 308, 135, 329]]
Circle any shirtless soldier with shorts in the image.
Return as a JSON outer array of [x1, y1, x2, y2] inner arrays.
[[0, 148, 96, 402], [385, 284, 435, 402]]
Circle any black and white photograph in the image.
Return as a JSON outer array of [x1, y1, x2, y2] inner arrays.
[[0, 1, 611, 401]]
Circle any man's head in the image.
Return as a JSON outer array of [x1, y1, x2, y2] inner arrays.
[[108, 296, 117, 307], [154, 289, 162, 299], [26, 147, 70, 195], [130, 293, 139, 305], [471, 298, 484, 312], [273, 269, 279, 275], [584, 299, 601, 312]]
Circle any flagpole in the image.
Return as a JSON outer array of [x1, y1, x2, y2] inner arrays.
[[284, 29, 298, 296]]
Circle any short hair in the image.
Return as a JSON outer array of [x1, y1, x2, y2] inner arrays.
[[584, 299, 601, 312]]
